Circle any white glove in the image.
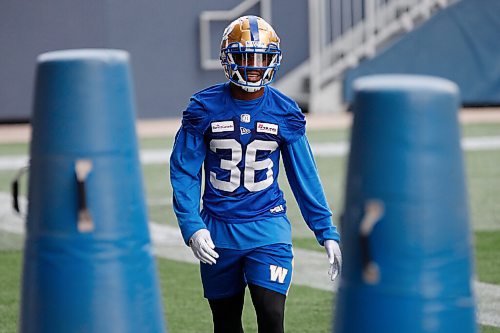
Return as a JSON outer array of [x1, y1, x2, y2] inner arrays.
[[188, 229, 219, 265], [324, 239, 342, 281]]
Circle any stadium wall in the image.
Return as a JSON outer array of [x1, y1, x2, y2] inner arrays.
[[0, 0, 308, 121], [343, 0, 500, 106]]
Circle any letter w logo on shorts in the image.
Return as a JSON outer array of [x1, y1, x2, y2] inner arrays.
[[269, 265, 288, 284]]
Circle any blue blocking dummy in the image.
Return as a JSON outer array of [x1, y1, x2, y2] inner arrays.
[[334, 75, 477, 333], [20, 50, 166, 333]]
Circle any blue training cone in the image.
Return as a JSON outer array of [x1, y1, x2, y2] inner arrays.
[[334, 75, 477, 333], [20, 49, 166, 333]]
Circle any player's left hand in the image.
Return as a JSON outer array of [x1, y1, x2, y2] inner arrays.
[[324, 239, 342, 281]]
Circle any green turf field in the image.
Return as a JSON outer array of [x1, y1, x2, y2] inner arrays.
[[0, 122, 499, 332]]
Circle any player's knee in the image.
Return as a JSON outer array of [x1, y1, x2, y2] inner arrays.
[[256, 305, 284, 333], [209, 291, 245, 333], [249, 284, 285, 332], [259, 296, 285, 320], [209, 294, 244, 316]]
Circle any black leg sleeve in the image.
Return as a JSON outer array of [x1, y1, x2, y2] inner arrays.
[[208, 290, 245, 333], [248, 284, 286, 333]]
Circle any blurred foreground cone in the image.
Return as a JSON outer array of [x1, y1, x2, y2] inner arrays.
[[334, 75, 477, 333], [20, 49, 167, 333]]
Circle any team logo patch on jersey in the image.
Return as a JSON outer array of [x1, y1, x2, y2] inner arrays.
[[270, 265, 288, 284], [211, 121, 234, 133], [240, 127, 251, 135], [241, 114, 251, 123], [256, 122, 278, 135]]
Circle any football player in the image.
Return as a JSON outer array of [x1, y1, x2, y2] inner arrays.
[[170, 15, 341, 333]]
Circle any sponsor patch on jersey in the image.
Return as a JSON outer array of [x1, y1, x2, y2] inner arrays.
[[240, 127, 251, 135], [256, 122, 278, 135], [270, 205, 284, 213], [241, 114, 251, 123], [211, 121, 234, 133]]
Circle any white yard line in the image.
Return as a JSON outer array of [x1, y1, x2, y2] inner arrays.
[[1, 136, 500, 171], [0, 156, 28, 171], [0, 196, 498, 327], [147, 224, 500, 328], [1, 109, 500, 144]]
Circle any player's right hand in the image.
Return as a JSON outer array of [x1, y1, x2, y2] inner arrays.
[[188, 229, 219, 265]]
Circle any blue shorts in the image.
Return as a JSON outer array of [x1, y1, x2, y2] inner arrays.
[[200, 243, 294, 300]]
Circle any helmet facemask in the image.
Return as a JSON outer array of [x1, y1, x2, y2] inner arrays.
[[220, 16, 282, 92]]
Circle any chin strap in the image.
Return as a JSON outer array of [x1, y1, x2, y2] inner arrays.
[[231, 67, 265, 93]]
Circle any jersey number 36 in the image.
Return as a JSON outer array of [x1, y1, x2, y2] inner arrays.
[[209, 139, 278, 193]]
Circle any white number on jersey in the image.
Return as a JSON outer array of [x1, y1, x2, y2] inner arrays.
[[209, 139, 242, 192], [244, 140, 279, 192], [209, 139, 279, 192]]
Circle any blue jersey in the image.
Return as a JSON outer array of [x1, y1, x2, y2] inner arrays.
[[170, 82, 339, 249]]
